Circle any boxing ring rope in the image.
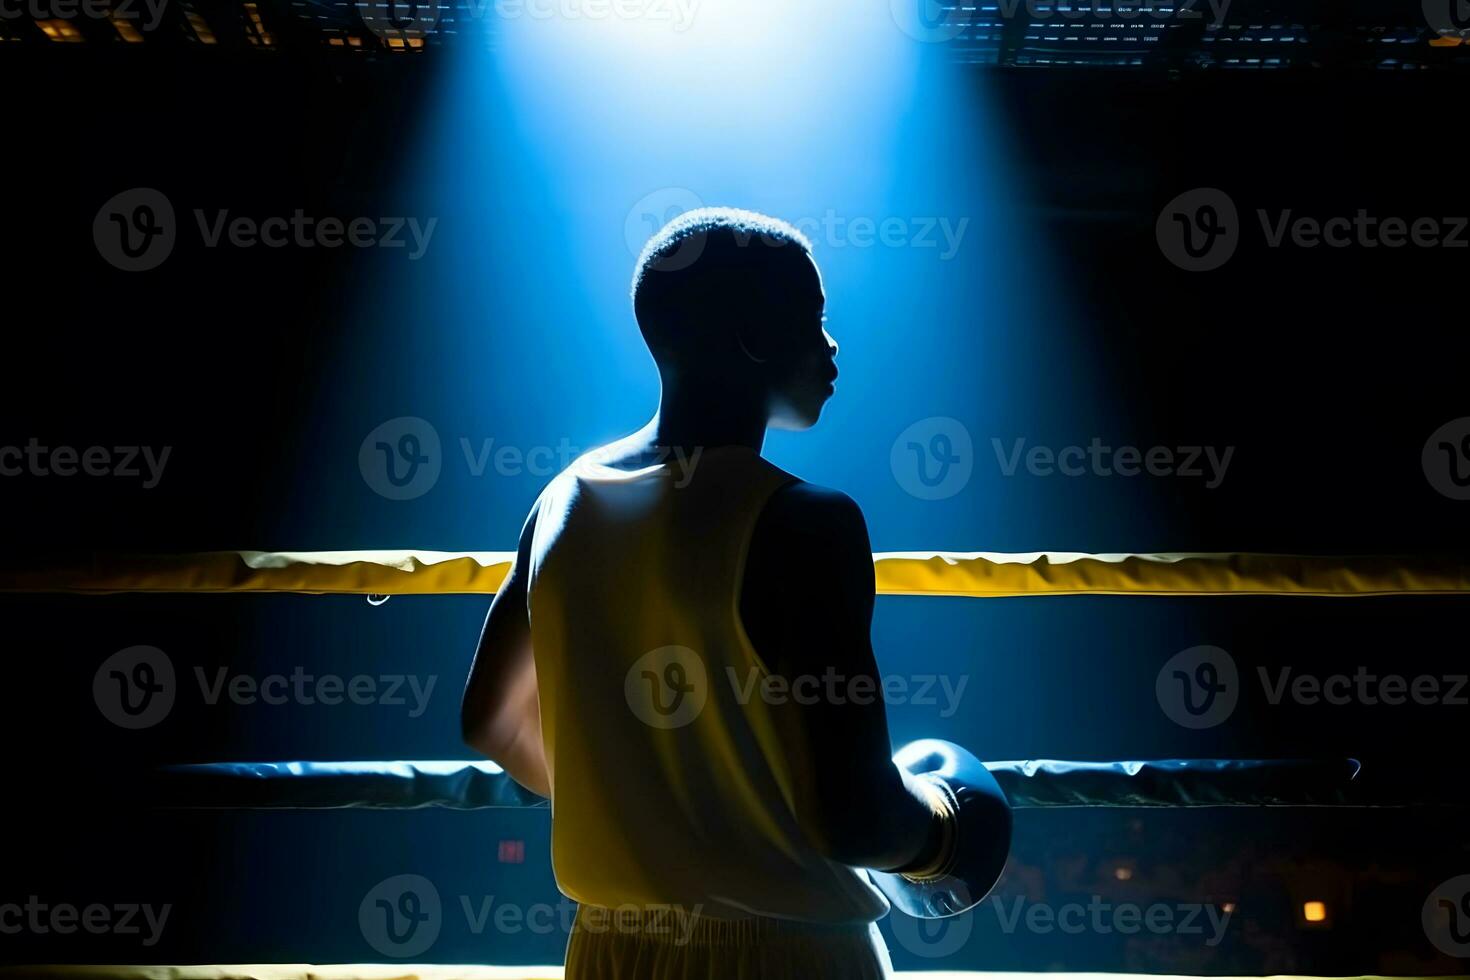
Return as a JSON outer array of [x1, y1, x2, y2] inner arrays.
[[12, 548, 1464, 809], [3, 550, 1468, 596], [6, 553, 1461, 980], [11, 549, 1463, 812], [158, 757, 1463, 811], [1, 969, 1436, 980]]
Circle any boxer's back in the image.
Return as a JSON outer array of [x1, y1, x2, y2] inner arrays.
[[526, 442, 887, 924]]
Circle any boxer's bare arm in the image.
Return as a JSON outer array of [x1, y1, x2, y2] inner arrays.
[[740, 482, 944, 872], [462, 506, 551, 799]]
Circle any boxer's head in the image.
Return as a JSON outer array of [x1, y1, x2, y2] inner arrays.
[[632, 208, 838, 430]]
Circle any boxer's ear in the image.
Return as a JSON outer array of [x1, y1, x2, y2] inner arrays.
[[734, 320, 769, 365], [732, 275, 786, 365]]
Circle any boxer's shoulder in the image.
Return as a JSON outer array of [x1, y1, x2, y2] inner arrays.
[[743, 481, 875, 651], [756, 480, 869, 550]]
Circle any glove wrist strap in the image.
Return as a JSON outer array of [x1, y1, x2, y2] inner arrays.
[[900, 773, 959, 883]]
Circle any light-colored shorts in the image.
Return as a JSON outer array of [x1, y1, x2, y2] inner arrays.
[[565, 904, 893, 980]]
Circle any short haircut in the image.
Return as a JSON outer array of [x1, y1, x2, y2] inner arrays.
[[631, 207, 813, 355]]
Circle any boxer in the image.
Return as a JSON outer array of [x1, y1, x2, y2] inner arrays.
[[462, 208, 1009, 979]]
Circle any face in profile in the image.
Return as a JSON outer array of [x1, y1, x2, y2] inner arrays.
[[758, 252, 839, 431]]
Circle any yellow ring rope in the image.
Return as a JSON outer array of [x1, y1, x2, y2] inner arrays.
[[1, 550, 1466, 597]]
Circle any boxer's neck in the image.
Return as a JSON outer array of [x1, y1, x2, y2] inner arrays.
[[648, 373, 766, 456]]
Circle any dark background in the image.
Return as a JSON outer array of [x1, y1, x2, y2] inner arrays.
[[1, 19, 1468, 976]]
